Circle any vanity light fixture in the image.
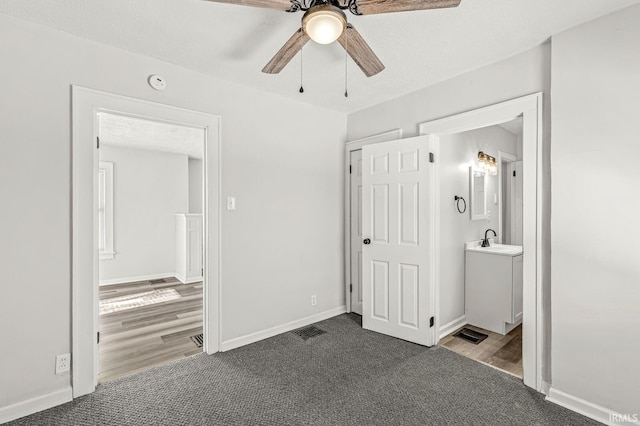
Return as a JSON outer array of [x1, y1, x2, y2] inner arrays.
[[478, 151, 498, 175]]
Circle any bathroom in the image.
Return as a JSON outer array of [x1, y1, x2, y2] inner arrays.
[[437, 117, 524, 378]]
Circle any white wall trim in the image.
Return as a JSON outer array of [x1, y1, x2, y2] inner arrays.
[[547, 387, 640, 426], [541, 380, 551, 396], [439, 315, 467, 340], [221, 306, 347, 352], [72, 86, 221, 399], [0, 387, 72, 424], [97, 161, 114, 260], [497, 150, 517, 244], [344, 129, 403, 312], [175, 275, 204, 285], [419, 92, 545, 392], [98, 273, 176, 286]]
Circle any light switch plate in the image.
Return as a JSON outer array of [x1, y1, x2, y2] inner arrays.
[[226, 196, 236, 211]]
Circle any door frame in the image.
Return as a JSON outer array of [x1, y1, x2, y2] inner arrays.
[[418, 93, 544, 391], [71, 86, 221, 397], [497, 150, 517, 244], [344, 129, 403, 313]]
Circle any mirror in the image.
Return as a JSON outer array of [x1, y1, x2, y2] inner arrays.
[[469, 167, 488, 220]]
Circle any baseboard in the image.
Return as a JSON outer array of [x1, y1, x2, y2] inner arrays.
[[541, 380, 551, 396], [439, 315, 467, 340], [175, 275, 202, 284], [99, 272, 175, 286], [221, 306, 347, 352], [547, 387, 640, 426], [0, 387, 72, 424]]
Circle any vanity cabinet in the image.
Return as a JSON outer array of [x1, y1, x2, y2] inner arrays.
[[175, 214, 203, 284], [465, 248, 523, 335]]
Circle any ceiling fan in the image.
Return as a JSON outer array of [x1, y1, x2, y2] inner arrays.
[[204, 0, 462, 77]]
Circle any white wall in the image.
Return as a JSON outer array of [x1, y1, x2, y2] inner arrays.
[[438, 125, 517, 327], [348, 43, 552, 379], [0, 13, 346, 411], [550, 4, 640, 416], [99, 145, 188, 282], [188, 158, 203, 214]]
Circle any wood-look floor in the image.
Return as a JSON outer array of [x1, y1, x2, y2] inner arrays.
[[439, 324, 522, 378], [98, 277, 203, 383]]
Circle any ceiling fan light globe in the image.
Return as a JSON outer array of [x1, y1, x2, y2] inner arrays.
[[303, 6, 347, 45]]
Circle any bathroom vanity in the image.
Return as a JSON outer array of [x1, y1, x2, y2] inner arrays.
[[465, 241, 523, 335]]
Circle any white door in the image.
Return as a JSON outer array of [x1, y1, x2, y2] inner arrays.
[[350, 150, 363, 315], [362, 135, 434, 346]]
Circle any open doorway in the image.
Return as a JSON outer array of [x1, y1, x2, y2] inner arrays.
[[96, 112, 205, 382], [72, 86, 220, 398], [434, 117, 524, 378], [344, 94, 544, 391]]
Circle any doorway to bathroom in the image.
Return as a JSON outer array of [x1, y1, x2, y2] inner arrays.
[[344, 94, 543, 390], [431, 117, 524, 378], [418, 93, 543, 390]]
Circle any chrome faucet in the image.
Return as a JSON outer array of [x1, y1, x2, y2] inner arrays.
[[482, 229, 497, 247]]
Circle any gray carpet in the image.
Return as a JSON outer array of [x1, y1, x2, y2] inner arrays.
[[9, 314, 596, 425]]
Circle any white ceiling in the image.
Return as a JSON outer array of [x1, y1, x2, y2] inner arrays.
[[1, 0, 637, 113], [499, 117, 523, 137], [98, 113, 204, 159]]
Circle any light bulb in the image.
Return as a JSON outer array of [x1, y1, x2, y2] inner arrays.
[[303, 6, 346, 45]]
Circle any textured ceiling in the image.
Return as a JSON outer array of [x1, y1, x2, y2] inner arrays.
[[98, 113, 204, 159], [0, 0, 637, 113]]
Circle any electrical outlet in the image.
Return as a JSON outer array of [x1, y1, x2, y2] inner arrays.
[[311, 295, 317, 306], [56, 353, 71, 375]]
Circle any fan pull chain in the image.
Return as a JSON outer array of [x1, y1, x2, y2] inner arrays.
[[344, 33, 349, 98], [299, 46, 304, 94]]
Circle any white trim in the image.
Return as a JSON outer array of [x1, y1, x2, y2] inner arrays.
[[175, 274, 204, 284], [72, 86, 221, 398], [541, 380, 551, 395], [344, 129, 403, 312], [0, 387, 72, 424], [438, 315, 467, 340], [97, 161, 114, 259], [496, 151, 517, 244], [221, 306, 347, 352], [427, 134, 440, 347], [419, 93, 544, 392], [547, 388, 640, 426], [98, 273, 176, 286], [99, 251, 116, 261], [345, 129, 404, 148]]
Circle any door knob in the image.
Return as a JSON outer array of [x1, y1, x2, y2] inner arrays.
[[363, 238, 371, 245]]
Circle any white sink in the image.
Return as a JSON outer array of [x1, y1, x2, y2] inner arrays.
[[465, 240, 523, 256]]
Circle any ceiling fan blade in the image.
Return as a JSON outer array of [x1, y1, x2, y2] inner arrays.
[[355, 0, 461, 15], [262, 28, 310, 74], [337, 25, 385, 77], [203, 0, 294, 13]]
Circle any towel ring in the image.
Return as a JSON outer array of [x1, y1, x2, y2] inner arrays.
[[454, 196, 467, 214]]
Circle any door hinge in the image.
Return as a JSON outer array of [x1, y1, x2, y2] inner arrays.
[[97, 332, 100, 344], [350, 284, 353, 293], [429, 152, 435, 163], [513, 170, 516, 177], [429, 316, 435, 328], [97, 137, 100, 149], [349, 165, 352, 174]]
